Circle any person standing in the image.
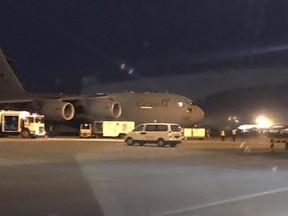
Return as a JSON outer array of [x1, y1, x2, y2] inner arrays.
[[206, 129, 211, 139], [220, 130, 225, 141], [232, 129, 237, 141]]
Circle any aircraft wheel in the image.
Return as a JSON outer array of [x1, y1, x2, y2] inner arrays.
[[157, 138, 165, 147], [125, 137, 134, 145]]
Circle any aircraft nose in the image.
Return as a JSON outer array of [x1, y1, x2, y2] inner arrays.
[[193, 105, 205, 123]]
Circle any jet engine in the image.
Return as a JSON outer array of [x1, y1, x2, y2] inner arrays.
[[40, 100, 75, 121], [96, 101, 122, 119], [86, 99, 122, 119]]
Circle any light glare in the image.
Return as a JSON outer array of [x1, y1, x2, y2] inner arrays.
[[255, 116, 273, 128]]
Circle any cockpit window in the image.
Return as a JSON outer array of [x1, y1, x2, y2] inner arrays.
[[177, 101, 185, 107], [178, 101, 195, 107]]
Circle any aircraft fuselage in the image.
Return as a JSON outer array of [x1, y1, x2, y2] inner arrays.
[[84, 92, 204, 128]]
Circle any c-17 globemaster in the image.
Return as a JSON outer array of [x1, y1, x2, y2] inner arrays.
[[0, 49, 204, 131]]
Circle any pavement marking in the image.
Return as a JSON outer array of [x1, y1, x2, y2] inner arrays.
[[153, 187, 288, 216], [239, 142, 245, 148], [244, 146, 250, 152], [239, 142, 251, 152]]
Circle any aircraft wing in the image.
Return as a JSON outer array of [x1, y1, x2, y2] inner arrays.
[[0, 93, 83, 103], [0, 99, 34, 103], [0, 93, 84, 121]]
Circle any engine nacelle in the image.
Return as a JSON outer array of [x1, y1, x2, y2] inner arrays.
[[86, 99, 122, 119], [40, 100, 75, 121]]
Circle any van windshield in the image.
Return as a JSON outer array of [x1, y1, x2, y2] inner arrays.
[[171, 124, 182, 132], [133, 124, 144, 131]]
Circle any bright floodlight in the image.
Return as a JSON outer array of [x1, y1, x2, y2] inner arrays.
[[255, 116, 273, 128], [120, 63, 126, 70]]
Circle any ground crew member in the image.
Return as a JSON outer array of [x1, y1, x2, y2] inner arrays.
[[232, 129, 237, 141], [220, 130, 225, 141], [206, 129, 211, 139]]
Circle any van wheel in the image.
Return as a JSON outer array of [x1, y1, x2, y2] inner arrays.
[[157, 139, 165, 147], [170, 143, 177, 147], [125, 137, 134, 145]]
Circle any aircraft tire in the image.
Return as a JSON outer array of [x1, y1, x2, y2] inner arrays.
[[157, 138, 165, 147], [125, 137, 134, 145]]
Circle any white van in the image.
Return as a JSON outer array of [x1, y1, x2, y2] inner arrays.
[[124, 123, 182, 147]]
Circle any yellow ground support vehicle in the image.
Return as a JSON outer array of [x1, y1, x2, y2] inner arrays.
[[79, 123, 93, 138], [80, 121, 135, 138], [183, 128, 206, 140], [0, 110, 45, 138]]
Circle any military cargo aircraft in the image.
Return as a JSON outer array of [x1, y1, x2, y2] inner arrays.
[[0, 49, 204, 130]]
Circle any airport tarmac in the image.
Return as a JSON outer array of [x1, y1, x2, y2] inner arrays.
[[0, 136, 288, 216]]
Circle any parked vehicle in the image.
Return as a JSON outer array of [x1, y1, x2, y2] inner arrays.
[[0, 110, 45, 138], [124, 123, 182, 147], [80, 121, 135, 138], [183, 128, 206, 140], [79, 123, 92, 138]]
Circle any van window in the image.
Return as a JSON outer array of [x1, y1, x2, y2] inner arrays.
[[156, 125, 168, 131], [145, 124, 168, 131], [170, 124, 182, 132], [145, 125, 157, 131]]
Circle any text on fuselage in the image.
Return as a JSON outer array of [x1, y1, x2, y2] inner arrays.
[[137, 99, 170, 108]]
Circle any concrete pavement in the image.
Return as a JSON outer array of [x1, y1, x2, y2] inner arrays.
[[0, 137, 288, 215]]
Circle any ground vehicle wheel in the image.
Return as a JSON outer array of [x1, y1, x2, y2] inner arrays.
[[157, 138, 165, 147], [95, 134, 103, 138], [20, 129, 31, 138], [119, 134, 125, 139], [125, 137, 134, 145], [170, 143, 177, 147], [139, 141, 145, 146]]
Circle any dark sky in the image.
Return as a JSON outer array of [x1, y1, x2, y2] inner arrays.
[[1, 0, 288, 95]]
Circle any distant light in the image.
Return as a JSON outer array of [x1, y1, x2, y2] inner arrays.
[[228, 116, 239, 123], [120, 64, 126, 70], [255, 116, 273, 128], [128, 68, 134, 75]]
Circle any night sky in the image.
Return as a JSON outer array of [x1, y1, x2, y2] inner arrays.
[[1, 0, 288, 97]]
